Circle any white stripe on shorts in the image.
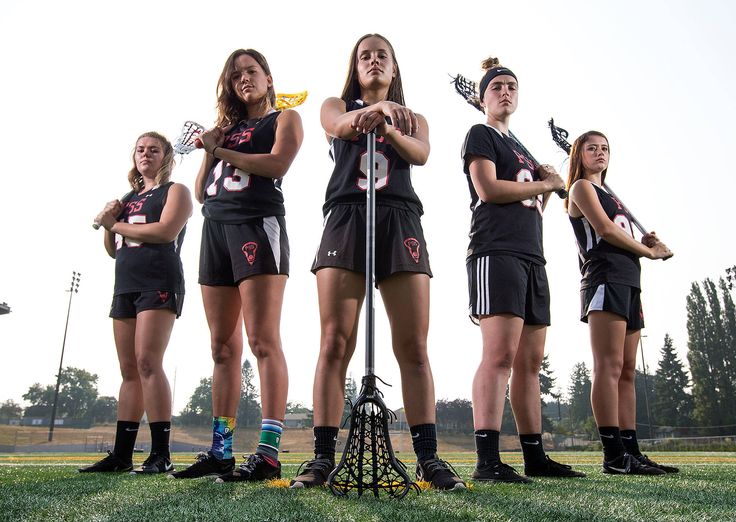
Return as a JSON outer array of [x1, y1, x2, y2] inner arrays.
[[263, 216, 282, 272], [587, 284, 606, 315], [475, 256, 491, 316]]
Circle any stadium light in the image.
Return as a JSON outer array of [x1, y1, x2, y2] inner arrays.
[[48, 271, 81, 442], [0, 302, 10, 315]]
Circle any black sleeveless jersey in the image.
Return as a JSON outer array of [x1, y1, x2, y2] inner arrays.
[[461, 123, 544, 263], [202, 110, 284, 223], [322, 100, 423, 216], [114, 182, 186, 295], [569, 182, 641, 289]]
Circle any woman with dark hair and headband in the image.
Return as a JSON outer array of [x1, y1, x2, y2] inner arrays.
[[460, 57, 584, 482], [566, 130, 675, 475]]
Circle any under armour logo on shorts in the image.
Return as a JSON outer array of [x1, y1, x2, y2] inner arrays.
[[327, 250, 337, 257], [242, 242, 258, 266]]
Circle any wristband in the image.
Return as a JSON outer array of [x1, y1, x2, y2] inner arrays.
[[211, 146, 220, 156]]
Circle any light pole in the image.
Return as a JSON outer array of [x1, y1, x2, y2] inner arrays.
[[48, 271, 81, 442], [639, 334, 654, 439]]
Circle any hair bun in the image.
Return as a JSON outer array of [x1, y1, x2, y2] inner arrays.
[[481, 57, 501, 70]]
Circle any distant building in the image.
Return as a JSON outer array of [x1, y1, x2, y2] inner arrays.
[[284, 413, 311, 429]]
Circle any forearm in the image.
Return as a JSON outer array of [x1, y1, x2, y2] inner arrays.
[[212, 148, 292, 180], [480, 179, 552, 204], [110, 222, 181, 244], [382, 127, 429, 166], [599, 224, 651, 258]]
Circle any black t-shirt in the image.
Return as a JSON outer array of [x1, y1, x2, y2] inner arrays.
[[323, 100, 423, 216], [202, 110, 285, 223], [114, 182, 186, 295], [569, 182, 641, 289], [461, 123, 544, 263]]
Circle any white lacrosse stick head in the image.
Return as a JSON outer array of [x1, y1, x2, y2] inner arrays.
[[173, 121, 205, 155]]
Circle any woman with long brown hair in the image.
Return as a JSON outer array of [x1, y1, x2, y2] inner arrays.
[[566, 130, 676, 474], [290, 33, 465, 491], [170, 48, 303, 482]]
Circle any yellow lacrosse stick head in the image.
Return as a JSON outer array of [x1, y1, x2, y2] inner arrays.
[[275, 91, 308, 110]]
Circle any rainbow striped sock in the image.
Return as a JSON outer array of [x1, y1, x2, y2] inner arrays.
[[255, 418, 283, 461]]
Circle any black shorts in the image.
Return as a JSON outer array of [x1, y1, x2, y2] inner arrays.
[[311, 204, 432, 283], [466, 254, 550, 325], [199, 216, 290, 286], [581, 282, 644, 330], [110, 291, 183, 319]]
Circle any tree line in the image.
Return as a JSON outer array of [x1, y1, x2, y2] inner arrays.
[[5, 272, 733, 437]]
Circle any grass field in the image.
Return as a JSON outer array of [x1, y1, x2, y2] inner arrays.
[[1, 452, 734, 521]]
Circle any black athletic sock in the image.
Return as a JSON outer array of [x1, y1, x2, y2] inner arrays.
[[314, 426, 339, 460], [475, 429, 500, 465], [599, 426, 626, 461], [149, 421, 171, 457], [112, 420, 139, 461], [620, 429, 642, 456], [519, 433, 546, 466], [410, 424, 438, 462]]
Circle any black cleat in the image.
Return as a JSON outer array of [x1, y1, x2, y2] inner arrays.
[[130, 452, 173, 474], [167, 451, 235, 479], [634, 454, 679, 473], [416, 455, 466, 491], [602, 453, 666, 475], [78, 451, 133, 473], [472, 461, 532, 483], [216, 453, 281, 482], [289, 455, 335, 489], [525, 455, 586, 478]]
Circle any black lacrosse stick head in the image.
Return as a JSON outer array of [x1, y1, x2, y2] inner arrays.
[[327, 375, 417, 499], [548, 118, 572, 154], [451, 74, 484, 113]]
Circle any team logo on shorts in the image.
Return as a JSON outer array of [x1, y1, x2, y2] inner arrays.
[[242, 242, 258, 266], [403, 237, 420, 264], [157, 291, 169, 302]]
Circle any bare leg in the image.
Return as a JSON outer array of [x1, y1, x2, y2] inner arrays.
[[379, 272, 434, 425], [589, 311, 627, 427], [312, 268, 364, 427], [239, 274, 288, 421], [201, 285, 244, 417], [473, 314, 524, 430], [133, 309, 176, 422], [113, 318, 143, 421], [618, 329, 640, 430], [509, 325, 546, 433]]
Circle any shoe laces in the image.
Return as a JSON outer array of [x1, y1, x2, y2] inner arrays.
[[422, 457, 460, 478], [239, 454, 263, 473], [297, 456, 333, 476], [193, 451, 210, 463]]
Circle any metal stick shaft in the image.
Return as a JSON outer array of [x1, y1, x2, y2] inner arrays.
[[601, 183, 648, 236], [365, 131, 376, 376]]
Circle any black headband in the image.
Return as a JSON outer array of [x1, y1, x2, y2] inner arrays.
[[478, 67, 518, 99]]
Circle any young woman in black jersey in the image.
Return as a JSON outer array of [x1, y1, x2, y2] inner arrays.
[[170, 49, 303, 482], [80, 132, 192, 474], [566, 131, 677, 475], [461, 57, 584, 482], [290, 33, 464, 491]]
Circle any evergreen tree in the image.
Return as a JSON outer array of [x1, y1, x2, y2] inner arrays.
[[238, 359, 261, 427], [567, 362, 593, 430], [634, 369, 655, 438], [687, 279, 736, 432], [341, 375, 358, 426], [178, 377, 213, 426], [539, 354, 556, 433], [653, 334, 692, 428]]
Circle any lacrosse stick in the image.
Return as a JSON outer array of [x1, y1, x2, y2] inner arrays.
[[451, 74, 567, 199], [92, 190, 134, 230], [327, 131, 417, 499]]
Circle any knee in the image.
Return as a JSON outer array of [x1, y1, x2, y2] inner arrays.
[[246, 332, 281, 360], [135, 355, 160, 380], [211, 341, 240, 366], [394, 339, 430, 370], [119, 360, 139, 382], [485, 348, 515, 373], [594, 360, 624, 382], [320, 330, 352, 364]]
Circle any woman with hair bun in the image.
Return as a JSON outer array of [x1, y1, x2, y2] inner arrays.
[[461, 57, 583, 482]]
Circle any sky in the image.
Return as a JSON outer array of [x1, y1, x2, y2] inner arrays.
[[1, 0, 735, 417]]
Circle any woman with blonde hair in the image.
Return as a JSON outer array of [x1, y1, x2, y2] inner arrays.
[[81, 131, 192, 474]]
